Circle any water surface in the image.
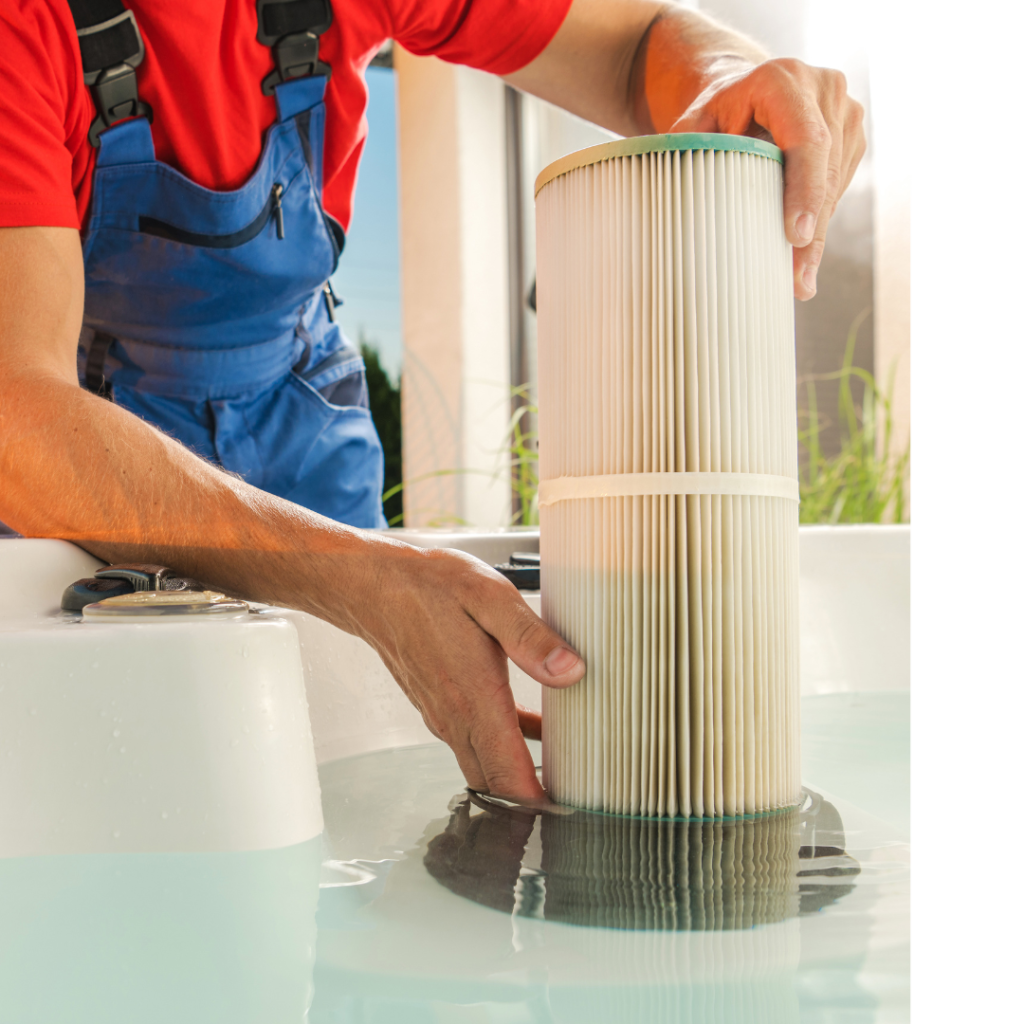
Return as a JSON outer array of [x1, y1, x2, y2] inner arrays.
[[0, 692, 908, 1023]]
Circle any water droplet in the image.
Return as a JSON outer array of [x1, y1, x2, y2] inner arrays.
[[119, 746, 126, 754], [231, 738, 239, 747], [113, 729, 121, 738], [161, 811, 169, 820], [112, 830, 120, 839], [29, 708, 37, 716], [91, 662, 100, 669]]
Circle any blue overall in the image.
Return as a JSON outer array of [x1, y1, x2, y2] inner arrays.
[[78, 75, 387, 529]]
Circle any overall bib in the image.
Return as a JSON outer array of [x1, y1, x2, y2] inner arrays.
[[74, 4, 387, 529]]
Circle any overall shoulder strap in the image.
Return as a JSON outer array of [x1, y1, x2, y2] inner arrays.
[[67, 0, 152, 147], [256, 0, 333, 96]]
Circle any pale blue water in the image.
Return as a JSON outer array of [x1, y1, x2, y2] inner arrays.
[[0, 693, 909, 1023], [801, 692, 910, 836]]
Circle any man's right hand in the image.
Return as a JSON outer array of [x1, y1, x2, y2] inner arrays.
[[331, 538, 585, 800], [0, 225, 584, 802]]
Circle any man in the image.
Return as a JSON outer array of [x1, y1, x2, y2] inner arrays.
[[0, 0, 864, 802]]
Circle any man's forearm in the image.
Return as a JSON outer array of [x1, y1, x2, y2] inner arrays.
[[1, 362, 587, 799], [0, 229, 384, 630], [1, 206, 583, 807], [505, 0, 768, 138], [1, 364, 589, 799], [0, 368, 393, 634]]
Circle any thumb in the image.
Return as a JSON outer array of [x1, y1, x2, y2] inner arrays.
[[669, 105, 720, 134], [470, 583, 586, 689]]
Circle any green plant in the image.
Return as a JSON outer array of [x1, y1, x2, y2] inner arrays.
[[798, 309, 909, 524], [381, 469, 475, 528], [377, 383, 538, 529], [360, 337, 403, 525], [386, 311, 908, 531], [506, 383, 540, 526]]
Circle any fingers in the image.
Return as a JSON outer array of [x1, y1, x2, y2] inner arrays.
[[454, 683, 545, 800], [739, 61, 836, 253], [836, 98, 867, 209], [467, 576, 586, 690], [419, 677, 544, 799], [473, 715, 546, 801], [788, 73, 851, 299], [668, 103, 720, 135], [670, 59, 867, 301], [359, 546, 568, 803], [454, 579, 572, 798], [448, 735, 488, 792], [516, 704, 542, 741]]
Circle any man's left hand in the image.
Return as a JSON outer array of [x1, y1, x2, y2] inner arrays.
[[507, 0, 868, 302], [666, 57, 866, 300]]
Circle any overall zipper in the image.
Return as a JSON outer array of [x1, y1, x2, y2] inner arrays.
[[271, 183, 285, 240], [138, 183, 286, 248]]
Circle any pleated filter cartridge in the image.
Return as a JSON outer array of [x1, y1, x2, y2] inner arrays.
[[536, 134, 801, 819]]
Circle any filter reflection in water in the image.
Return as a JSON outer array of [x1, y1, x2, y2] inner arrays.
[[424, 787, 858, 931], [309, 740, 902, 1024]]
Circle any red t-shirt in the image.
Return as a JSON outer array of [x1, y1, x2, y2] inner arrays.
[[0, 0, 571, 232]]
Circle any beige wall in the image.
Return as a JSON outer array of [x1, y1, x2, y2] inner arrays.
[[394, 47, 511, 528], [870, 15, 912, 512]]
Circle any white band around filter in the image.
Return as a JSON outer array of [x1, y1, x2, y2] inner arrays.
[[538, 472, 799, 508]]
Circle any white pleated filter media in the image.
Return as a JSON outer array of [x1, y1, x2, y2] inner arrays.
[[536, 134, 801, 819]]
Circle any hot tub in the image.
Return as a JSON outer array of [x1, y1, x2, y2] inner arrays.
[[0, 526, 909, 1023]]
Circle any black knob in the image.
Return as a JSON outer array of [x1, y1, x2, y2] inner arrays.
[[61, 577, 134, 611], [62, 564, 206, 611], [494, 553, 540, 590]]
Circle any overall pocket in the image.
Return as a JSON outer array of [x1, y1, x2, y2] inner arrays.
[[293, 348, 369, 409], [139, 184, 287, 248]]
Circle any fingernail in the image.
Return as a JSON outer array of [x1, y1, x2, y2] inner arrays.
[[544, 647, 580, 677], [795, 213, 816, 244], [802, 264, 818, 295]]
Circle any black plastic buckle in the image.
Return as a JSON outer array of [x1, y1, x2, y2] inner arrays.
[[87, 64, 153, 146], [260, 31, 332, 95], [78, 11, 153, 147], [256, 0, 333, 96]]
